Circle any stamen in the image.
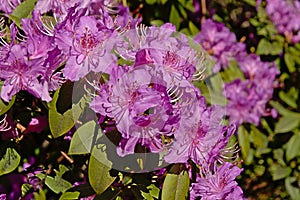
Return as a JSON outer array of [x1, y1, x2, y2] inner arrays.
[[0, 114, 11, 132]]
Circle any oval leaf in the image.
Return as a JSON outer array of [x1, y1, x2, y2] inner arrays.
[[59, 192, 80, 200], [48, 87, 85, 138], [161, 171, 190, 200], [9, 0, 37, 27], [0, 148, 21, 176], [275, 115, 300, 133], [286, 132, 300, 161], [69, 121, 98, 155], [238, 126, 251, 161], [169, 5, 180, 30], [89, 145, 116, 195]]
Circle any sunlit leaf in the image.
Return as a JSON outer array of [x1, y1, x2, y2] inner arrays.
[[275, 115, 300, 133], [161, 171, 190, 200], [279, 91, 298, 109], [33, 189, 46, 200], [145, 0, 157, 5], [270, 101, 300, 116], [169, 5, 180, 30], [270, 164, 292, 181], [286, 131, 300, 161], [36, 165, 72, 194], [48, 87, 86, 138], [285, 177, 300, 200], [238, 126, 251, 162], [188, 21, 199, 36], [69, 121, 99, 155], [250, 125, 268, 148], [9, 0, 37, 27], [284, 52, 296, 73], [59, 192, 80, 200], [0, 148, 21, 176], [89, 145, 116, 195], [256, 38, 283, 55]]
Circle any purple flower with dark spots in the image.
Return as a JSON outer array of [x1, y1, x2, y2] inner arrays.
[[165, 97, 236, 165], [90, 65, 184, 156], [55, 11, 117, 81], [190, 162, 244, 200], [0, 44, 50, 102]]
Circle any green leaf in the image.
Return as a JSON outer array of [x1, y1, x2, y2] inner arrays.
[[250, 125, 268, 148], [270, 164, 292, 181], [284, 52, 296, 73], [0, 148, 21, 176], [145, 0, 157, 5], [0, 82, 16, 115], [48, 87, 85, 138], [36, 165, 72, 194], [150, 20, 165, 27], [178, 0, 194, 12], [285, 177, 300, 200], [89, 145, 116, 195], [44, 176, 72, 194], [22, 184, 32, 197], [286, 132, 300, 161], [169, 5, 180, 30], [256, 38, 283, 55], [275, 115, 300, 133], [33, 189, 46, 200], [221, 59, 245, 82], [147, 184, 160, 199], [178, 4, 187, 19], [188, 21, 199, 36], [273, 149, 286, 166], [238, 126, 251, 162], [59, 192, 80, 200], [269, 101, 300, 116], [141, 192, 154, 200], [161, 171, 190, 200], [161, 0, 168, 4], [279, 91, 298, 109], [141, 184, 160, 199], [9, 0, 37, 27], [69, 121, 99, 155], [243, 0, 256, 6]]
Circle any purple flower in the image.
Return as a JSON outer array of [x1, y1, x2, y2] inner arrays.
[[0, 44, 49, 102], [0, 0, 21, 14], [194, 19, 246, 72], [190, 162, 244, 200], [0, 194, 6, 200], [55, 9, 117, 81], [265, 0, 300, 43], [165, 98, 236, 165], [224, 54, 279, 125], [90, 65, 183, 156], [223, 79, 260, 125], [116, 23, 205, 81]]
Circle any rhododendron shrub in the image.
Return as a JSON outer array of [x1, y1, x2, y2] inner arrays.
[[1, 0, 298, 199]]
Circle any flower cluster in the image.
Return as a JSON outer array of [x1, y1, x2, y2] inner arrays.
[[195, 19, 278, 126], [0, 1, 245, 199], [265, 0, 300, 43], [194, 19, 247, 73], [224, 54, 279, 125]]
